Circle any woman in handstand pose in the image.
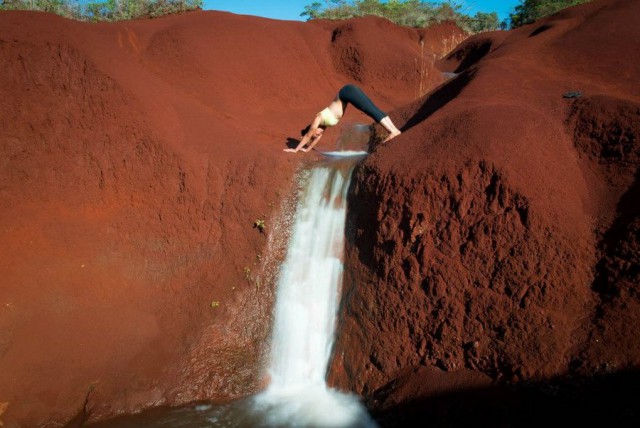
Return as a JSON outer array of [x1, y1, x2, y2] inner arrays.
[[284, 84, 401, 153]]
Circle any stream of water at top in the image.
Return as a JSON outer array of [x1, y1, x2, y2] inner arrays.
[[91, 135, 375, 427]]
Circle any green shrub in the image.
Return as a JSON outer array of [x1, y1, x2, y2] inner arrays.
[[0, 0, 204, 21], [301, 0, 501, 33], [508, 0, 592, 28], [254, 219, 266, 232]]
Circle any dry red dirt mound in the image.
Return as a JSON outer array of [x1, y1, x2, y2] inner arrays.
[[0, 9, 464, 427], [329, 0, 639, 425]]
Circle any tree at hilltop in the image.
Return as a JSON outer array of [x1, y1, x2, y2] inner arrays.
[[508, 0, 592, 28], [0, 0, 203, 21], [301, 0, 501, 33]]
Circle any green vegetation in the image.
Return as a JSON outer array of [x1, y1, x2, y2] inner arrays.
[[508, 0, 592, 28], [302, 0, 594, 31], [0, 0, 203, 21], [254, 219, 266, 232], [301, 0, 500, 33]]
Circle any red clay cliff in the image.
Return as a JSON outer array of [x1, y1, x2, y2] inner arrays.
[[329, 0, 640, 425], [0, 9, 463, 426], [1, 0, 639, 426]]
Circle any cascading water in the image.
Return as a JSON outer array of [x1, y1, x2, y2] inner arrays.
[[89, 150, 375, 428], [268, 166, 350, 387], [252, 155, 375, 427]]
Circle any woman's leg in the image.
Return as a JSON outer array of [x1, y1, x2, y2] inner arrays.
[[338, 84, 386, 122], [339, 84, 401, 142]]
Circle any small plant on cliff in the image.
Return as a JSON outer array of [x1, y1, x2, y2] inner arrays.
[[254, 219, 266, 232]]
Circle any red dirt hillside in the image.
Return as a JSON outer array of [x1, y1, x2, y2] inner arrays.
[[0, 9, 464, 427], [329, 0, 639, 425]]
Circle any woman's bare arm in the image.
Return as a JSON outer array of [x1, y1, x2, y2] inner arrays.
[[284, 114, 323, 153], [301, 132, 323, 152]]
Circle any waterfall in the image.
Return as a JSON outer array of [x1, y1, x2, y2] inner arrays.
[[253, 156, 375, 427], [86, 152, 376, 427]]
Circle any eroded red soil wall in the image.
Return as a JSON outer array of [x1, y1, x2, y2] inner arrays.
[[329, 0, 640, 424], [0, 10, 464, 426]]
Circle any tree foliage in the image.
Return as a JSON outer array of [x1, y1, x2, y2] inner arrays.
[[301, 0, 501, 33], [0, 0, 203, 21], [508, 0, 592, 28]]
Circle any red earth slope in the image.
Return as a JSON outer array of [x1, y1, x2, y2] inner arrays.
[[329, 0, 639, 424], [0, 9, 464, 427]]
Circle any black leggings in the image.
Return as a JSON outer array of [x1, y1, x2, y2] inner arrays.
[[338, 84, 387, 123]]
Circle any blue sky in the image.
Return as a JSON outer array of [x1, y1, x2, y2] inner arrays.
[[203, 1, 522, 22]]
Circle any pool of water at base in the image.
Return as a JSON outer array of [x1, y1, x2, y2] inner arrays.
[[90, 397, 261, 428], [90, 388, 375, 428]]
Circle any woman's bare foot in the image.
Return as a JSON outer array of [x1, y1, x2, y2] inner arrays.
[[379, 116, 402, 142], [383, 130, 401, 143]]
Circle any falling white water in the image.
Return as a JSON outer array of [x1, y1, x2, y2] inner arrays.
[[88, 154, 375, 428], [253, 160, 376, 428]]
